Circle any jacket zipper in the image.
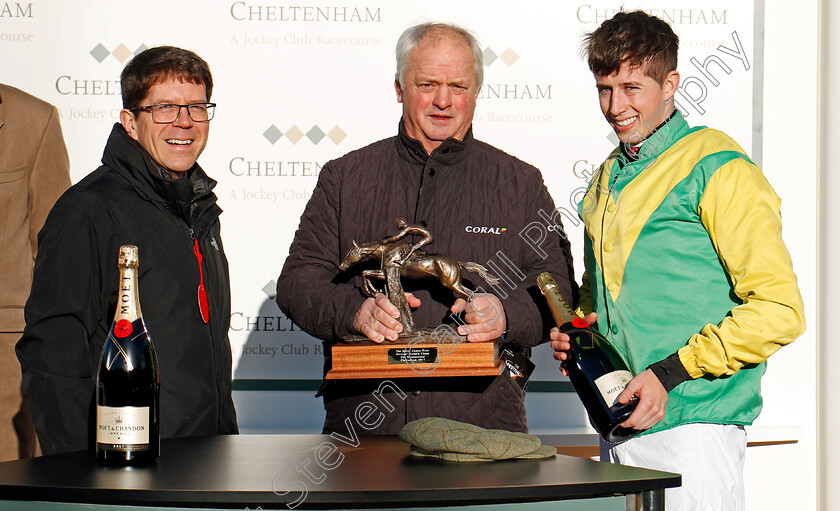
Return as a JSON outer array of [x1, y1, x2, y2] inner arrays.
[[187, 225, 223, 430]]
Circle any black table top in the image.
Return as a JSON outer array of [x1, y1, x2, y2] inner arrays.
[[0, 434, 680, 509]]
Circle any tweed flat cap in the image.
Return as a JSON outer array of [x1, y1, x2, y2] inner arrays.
[[399, 417, 557, 462]]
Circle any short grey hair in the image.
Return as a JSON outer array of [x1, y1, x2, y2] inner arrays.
[[395, 22, 484, 90]]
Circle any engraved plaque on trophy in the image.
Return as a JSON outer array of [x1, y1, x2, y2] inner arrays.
[[325, 218, 503, 380]]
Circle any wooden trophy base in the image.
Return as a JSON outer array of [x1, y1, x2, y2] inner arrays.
[[325, 328, 502, 380]]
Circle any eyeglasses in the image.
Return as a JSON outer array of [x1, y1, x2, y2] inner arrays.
[[131, 103, 216, 123]]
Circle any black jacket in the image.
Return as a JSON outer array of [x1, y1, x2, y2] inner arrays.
[[17, 124, 237, 455], [277, 122, 575, 434]]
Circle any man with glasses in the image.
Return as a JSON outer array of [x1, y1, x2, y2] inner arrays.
[[17, 46, 238, 455]]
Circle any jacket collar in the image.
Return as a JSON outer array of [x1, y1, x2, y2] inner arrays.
[[632, 109, 690, 163], [607, 110, 694, 191], [395, 118, 473, 166], [101, 123, 219, 229]]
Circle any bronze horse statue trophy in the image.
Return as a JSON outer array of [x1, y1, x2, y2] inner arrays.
[[339, 239, 500, 299], [338, 219, 500, 336]]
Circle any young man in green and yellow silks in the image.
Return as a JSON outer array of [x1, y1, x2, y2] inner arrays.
[[550, 10, 805, 511]]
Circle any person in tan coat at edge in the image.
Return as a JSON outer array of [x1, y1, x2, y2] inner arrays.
[[0, 83, 71, 461]]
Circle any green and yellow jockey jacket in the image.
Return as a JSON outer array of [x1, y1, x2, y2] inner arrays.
[[577, 111, 805, 435]]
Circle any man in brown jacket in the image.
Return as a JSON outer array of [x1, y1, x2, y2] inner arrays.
[[0, 84, 71, 461]]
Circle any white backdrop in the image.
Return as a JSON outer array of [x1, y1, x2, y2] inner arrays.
[[1, 1, 818, 509]]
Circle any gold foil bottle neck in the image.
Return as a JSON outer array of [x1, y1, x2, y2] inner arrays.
[[537, 272, 577, 326], [119, 245, 139, 269], [115, 245, 142, 322]]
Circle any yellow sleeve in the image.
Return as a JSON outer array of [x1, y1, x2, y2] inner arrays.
[[677, 158, 805, 378]]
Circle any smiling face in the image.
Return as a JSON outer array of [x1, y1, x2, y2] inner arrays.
[[120, 78, 209, 177], [396, 31, 478, 154], [595, 61, 679, 146]]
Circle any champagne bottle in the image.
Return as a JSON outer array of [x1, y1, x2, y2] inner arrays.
[[537, 272, 639, 443], [96, 245, 160, 465]]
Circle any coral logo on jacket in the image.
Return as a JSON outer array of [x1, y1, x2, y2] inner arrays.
[[465, 225, 507, 235]]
